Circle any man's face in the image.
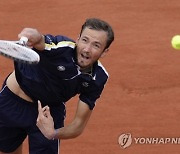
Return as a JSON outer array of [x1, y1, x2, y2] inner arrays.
[[76, 27, 108, 70]]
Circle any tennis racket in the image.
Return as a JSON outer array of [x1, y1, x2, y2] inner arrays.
[[0, 37, 40, 64]]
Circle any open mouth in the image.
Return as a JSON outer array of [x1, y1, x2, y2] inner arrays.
[[81, 53, 90, 60]]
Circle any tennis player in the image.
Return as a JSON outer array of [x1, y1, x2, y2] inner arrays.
[[0, 18, 114, 154]]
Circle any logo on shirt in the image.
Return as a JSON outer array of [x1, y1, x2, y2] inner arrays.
[[57, 65, 65, 71], [82, 82, 89, 87]]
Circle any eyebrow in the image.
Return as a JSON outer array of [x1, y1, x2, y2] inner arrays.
[[82, 36, 102, 46]]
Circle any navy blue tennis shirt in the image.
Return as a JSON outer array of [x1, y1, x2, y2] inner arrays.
[[14, 34, 109, 110]]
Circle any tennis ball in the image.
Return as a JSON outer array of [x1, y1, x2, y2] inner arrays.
[[171, 35, 180, 50]]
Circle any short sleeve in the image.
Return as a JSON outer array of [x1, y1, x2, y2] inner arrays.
[[79, 74, 108, 110]]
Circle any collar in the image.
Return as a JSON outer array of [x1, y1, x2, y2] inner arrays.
[[72, 57, 97, 81]]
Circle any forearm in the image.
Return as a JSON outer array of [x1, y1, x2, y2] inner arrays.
[[53, 120, 86, 140], [36, 101, 92, 140]]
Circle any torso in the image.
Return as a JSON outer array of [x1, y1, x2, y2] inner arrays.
[[10, 34, 108, 109], [6, 71, 33, 102]]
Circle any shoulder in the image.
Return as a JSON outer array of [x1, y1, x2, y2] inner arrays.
[[93, 61, 109, 85], [45, 34, 75, 43], [96, 61, 109, 77], [44, 34, 76, 50]]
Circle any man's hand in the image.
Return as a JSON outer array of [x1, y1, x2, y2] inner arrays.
[[18, 28, 45, 50], [36, 101, 55, 140]]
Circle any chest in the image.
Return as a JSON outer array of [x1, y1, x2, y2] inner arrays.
[[39, 51, 79, 80]]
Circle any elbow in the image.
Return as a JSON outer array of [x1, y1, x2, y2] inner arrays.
[[70, 120, 87, 138], [71, 127, 85, 138]]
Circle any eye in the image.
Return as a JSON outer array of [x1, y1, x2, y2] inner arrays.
[[94, 43, 100, 49], [81, 38, 87, 43]]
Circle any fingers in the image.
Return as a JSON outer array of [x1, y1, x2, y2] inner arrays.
[[36, 101, 55, 139], [18, 28, 31, 41], [18, 28, 36, 38], [38, 100, 43, 114], [38, 100, 48, 112], [18, 28, 42, 47], [42, 106, 50, 118], [38, 100, 51, 118]]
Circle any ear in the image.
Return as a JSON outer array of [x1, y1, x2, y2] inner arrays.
[[76, 35, 80, 43], [100, 48, 109, 58]]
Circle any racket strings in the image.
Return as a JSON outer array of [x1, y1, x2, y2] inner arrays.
[[0, 41, 40, 64]]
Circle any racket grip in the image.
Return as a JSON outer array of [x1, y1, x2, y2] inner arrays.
[[19, 36, 28, 46]]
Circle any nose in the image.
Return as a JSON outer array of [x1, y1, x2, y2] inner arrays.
[[83, 44, 91, 52]]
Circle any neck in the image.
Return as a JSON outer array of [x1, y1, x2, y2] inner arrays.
[[80, 66, 92, 73]]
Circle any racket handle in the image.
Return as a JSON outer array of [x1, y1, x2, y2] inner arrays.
[[19, 36, 28, 46]]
